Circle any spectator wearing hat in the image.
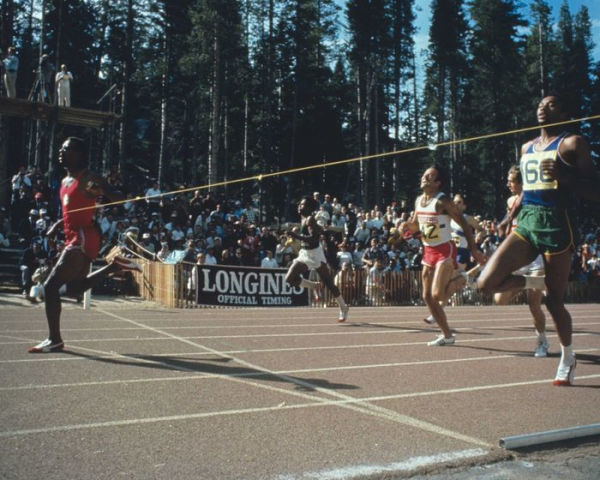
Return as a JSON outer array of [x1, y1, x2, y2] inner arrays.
[[139, 232, 156, 254], [148, 211, 163, 231]]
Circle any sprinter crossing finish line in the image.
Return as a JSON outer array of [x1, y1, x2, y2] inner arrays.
[[28, 137, 141, 353], [474, 94, 599, 386]]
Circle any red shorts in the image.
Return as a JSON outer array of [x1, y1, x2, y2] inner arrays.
[[422, 242, 457, 269], [64, 225, 101, 261]]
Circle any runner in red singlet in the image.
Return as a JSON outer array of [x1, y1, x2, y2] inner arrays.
[[400, 165, 485, 346], [28, 137, 137, 353]]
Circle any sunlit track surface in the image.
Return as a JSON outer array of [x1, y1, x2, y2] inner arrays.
[[1, 294, 598, 480]]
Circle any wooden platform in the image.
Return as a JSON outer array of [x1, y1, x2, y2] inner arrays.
[[0, 97, 119, 128]]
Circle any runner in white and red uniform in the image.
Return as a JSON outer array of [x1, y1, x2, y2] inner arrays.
[[28, 137, 137, 354], [401, 165, 485, 346]]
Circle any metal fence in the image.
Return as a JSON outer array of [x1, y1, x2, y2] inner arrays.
[[130, 261, 600, 309]]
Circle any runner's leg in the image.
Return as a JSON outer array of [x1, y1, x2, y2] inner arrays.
[[477, 234, 538, 293], [43, 249, 90, 344]]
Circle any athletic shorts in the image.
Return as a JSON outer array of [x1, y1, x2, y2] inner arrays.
[[422, 241, 457, 269], [292, 245, 327, 270], [64, 225, 101, 261], [456, 247, 470, 265], [513, 205, 577, 255], [514, 254, 545, 276]]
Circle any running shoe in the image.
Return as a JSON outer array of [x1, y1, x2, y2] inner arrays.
[[427, 335, 455, 346], [423, 314, 436, 325], [553, 354, 576, 386], [338, 304, 349, 322], [313, 282, 322, 303], [29, 284, 45, 302], [111, 255, 143, 272], [460, 271, 477, 290], [28, 338, 64, 353], [534, 338, 549, 358]]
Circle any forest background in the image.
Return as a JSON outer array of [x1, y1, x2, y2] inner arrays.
[[0, 0, 598, 222]]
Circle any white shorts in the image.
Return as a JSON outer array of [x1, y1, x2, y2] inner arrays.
[[514, 254, 544, 276], [292, 246, 327, 270]]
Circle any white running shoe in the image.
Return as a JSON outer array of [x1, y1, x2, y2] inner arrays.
[[28, 338, 64, 353], [112, 255, 143, 272], [553, 354, 576, 386], [423, 314, 436, 325], [534, 339, 549, 358], [29, 284, 45, 302], [427, 335, 455, 346], [338, 304, 349, 322], [461, 271, 478, 290]]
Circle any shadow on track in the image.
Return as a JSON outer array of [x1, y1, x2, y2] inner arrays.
[[63, 350, 359, 392]]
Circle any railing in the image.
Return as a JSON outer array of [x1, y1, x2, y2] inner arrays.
[[131, 262, 600, 309]]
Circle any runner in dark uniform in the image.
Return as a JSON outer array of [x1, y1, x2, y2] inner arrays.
[[29, 137, 139, 353], [285, 196, 349, 322]]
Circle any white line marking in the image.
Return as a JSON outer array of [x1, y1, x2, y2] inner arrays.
[[3, 375, 599, 439], [92, 308, 493, 447], [0, 334, 597, 363], [3, 348, 599, 391], [284, 448, 489, 479], [3, 315, 599, 332]]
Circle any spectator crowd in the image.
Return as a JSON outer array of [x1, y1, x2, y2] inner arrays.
[[3, 165, 600, 300]]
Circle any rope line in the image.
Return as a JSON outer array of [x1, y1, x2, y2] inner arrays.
[[68, 113, 600, 215]]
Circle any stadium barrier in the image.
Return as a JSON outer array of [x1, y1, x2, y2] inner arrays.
[[130, 262, 600, 309]]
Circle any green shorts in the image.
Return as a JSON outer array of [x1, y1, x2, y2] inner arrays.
[[513, 204, 578, 255]]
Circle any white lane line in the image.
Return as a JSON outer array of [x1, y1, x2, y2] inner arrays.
[[286, 448, 489, 479], [3, 374, 600, 440], [1, 333, 597, 364], [0, 353, 520, 391], [3, 314, 599, 332], [92, 308, 493, 448]]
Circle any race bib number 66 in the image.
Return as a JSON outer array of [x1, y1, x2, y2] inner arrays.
[[521, 153, 558, 191]]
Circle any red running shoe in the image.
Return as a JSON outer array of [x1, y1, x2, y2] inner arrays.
[[553, 355, 576, 386]]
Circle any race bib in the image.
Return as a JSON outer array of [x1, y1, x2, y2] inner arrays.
[[521, 151, 558, 191]]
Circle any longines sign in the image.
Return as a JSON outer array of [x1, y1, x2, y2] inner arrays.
[[195, 264, 309, 307]]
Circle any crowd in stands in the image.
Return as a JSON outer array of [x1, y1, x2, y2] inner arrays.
[[3, 165, 600, 298]]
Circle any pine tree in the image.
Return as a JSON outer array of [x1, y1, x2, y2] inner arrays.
[[467, 0, 526, 218], [423, 0, 469, 194]]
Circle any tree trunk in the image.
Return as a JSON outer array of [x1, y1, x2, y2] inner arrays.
[[118, 0, 134, 175], [158, 35, 168, 188], [209, 26, 221, 191]]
